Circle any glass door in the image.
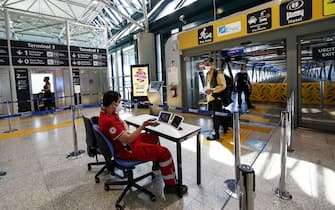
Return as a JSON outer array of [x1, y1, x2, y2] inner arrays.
[[298, 33, 335, 130]]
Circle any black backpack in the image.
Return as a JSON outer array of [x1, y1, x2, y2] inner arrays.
[[222, 74, 233, 106], [236, 72, 249, 89], [211, 71, 233, 107]]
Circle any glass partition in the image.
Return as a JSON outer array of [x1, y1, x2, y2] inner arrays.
[[298, 33, 335, 127]]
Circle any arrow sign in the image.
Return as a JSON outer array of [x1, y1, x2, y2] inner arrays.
[[16, 50, 23, 55], [72, 61, 76, 65], [72, 53, 76, 58], [17, 58, 23, 64]]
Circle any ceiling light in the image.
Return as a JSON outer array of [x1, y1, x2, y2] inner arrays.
[[216, 7, 224, 15]]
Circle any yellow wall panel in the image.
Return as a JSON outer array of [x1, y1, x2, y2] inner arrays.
[[324, 82, 335, 105]]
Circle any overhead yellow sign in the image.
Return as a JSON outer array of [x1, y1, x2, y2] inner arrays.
[[324, 0, 335, 16], [179, 0, 334, 50]]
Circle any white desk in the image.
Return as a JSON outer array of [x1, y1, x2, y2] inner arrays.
[[124, 114, 201, 197]]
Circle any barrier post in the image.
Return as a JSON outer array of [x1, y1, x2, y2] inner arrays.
[[239, 164, 255, 210], [134, 99, 138, 116], [3, 101, 18, 133], [275, 111, 293, 200], [224, 111, 241, 199], [287, 92, 294, 152], [65, 20, 85, 158]]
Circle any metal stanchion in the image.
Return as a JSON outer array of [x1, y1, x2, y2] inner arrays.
[[275, 111, 293, 200], [3, 101, 18, 133], [224, 111, 241, 199], [66, 103, 85, 158], [239, 164, 255, 210], [134, 99, 138, 116], [65, 21, 84, 159], [75, 93, 81, 118], [287, 92, 295, 152]]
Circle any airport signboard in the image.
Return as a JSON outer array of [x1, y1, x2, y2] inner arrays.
[[11, 40, 69, 66], [280, 0, 312, 26], [198, 25, 213, 45], [70, 46, 107, 67], [0, 39, 9, 65], [312, 45, 335, 60], [14, 68, 31, 112], [247, 8, 272, 33]]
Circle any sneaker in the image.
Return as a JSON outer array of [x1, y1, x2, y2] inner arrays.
[[206, 135, 220, 141], [164, 184, 188, 195]]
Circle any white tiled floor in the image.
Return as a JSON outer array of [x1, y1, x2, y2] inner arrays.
[[0, 108, 334, 210]]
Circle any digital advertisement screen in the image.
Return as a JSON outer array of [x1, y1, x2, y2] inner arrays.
[[131, 64, 149, 97]]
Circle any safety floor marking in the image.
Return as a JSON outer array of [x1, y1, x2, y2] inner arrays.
[[0, 118, 83, 141], [202, 124, 272, 153]]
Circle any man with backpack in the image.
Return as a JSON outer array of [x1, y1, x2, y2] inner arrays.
[[234, 64, 255, 109], [203, 57, 227, 140]]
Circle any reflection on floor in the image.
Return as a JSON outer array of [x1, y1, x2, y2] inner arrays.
[[0, 107, 334, 210]]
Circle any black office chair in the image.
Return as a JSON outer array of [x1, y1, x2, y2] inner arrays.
[[82, 116, 107, 183], [93, 126, 156, 210]]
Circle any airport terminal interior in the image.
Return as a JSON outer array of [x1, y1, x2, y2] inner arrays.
[[0, 0, 335, 210]]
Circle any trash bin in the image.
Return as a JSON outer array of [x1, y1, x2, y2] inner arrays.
[[239, 164, 255, 210]]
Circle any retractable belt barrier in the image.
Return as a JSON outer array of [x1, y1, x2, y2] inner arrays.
[[0, 98, 231, 121]]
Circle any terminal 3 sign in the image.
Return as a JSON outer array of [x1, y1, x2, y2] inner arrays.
[[70, 46, 107, 67], [0, 39, 107, 67], [11, 40, 69, 66]]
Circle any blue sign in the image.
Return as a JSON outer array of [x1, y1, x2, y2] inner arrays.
[[221, 48, 244, 57]]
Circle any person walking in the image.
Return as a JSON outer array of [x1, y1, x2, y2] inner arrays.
[[234, 64, 255, 109], [203, 57, 227, 140]]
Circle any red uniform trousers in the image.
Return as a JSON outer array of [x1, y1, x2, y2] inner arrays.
[[117, 132, 177, 186]]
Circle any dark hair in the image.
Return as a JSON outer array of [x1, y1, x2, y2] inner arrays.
[[103, 91, 121, 107], [204, 57, 214, 63], [44, 76, 49, 81]]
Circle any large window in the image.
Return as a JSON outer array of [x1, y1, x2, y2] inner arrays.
[[111, 45, 136, 100]]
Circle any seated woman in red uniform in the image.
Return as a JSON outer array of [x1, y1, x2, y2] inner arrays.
[[98, 90, 187, 195]]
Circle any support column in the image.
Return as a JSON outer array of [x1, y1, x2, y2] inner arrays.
[[4, 9, 17, 114], [286, 36, 298, 127]]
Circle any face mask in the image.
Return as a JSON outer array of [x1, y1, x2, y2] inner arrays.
[[204, 66, 211, 71], [115, 102, 122, 113]]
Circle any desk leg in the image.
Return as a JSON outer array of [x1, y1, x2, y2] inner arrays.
[[197, 132, 201, 185], [176, 141, 183, 198]]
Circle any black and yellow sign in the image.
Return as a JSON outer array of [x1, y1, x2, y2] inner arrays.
[[247, 8, 272, 33], [312, 45, 335, 60], [198, 26, 213, 45], [324, 0, 335, 16], [280, 0, 312, 26]]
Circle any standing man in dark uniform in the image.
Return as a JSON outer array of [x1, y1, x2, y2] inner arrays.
[[203, 57, 227, 140], [235, 64, 255, 109]]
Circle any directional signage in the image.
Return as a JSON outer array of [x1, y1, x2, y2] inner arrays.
[[247, 8, 272, 33], [280, 0, 312, 26], [11, 40, 69, 66], [312, 45, 335, 60], [70, 46, 107, 67], [14, 68, 31, 112], [0, 39, 9, 66], [198, 25, 213, 45]]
